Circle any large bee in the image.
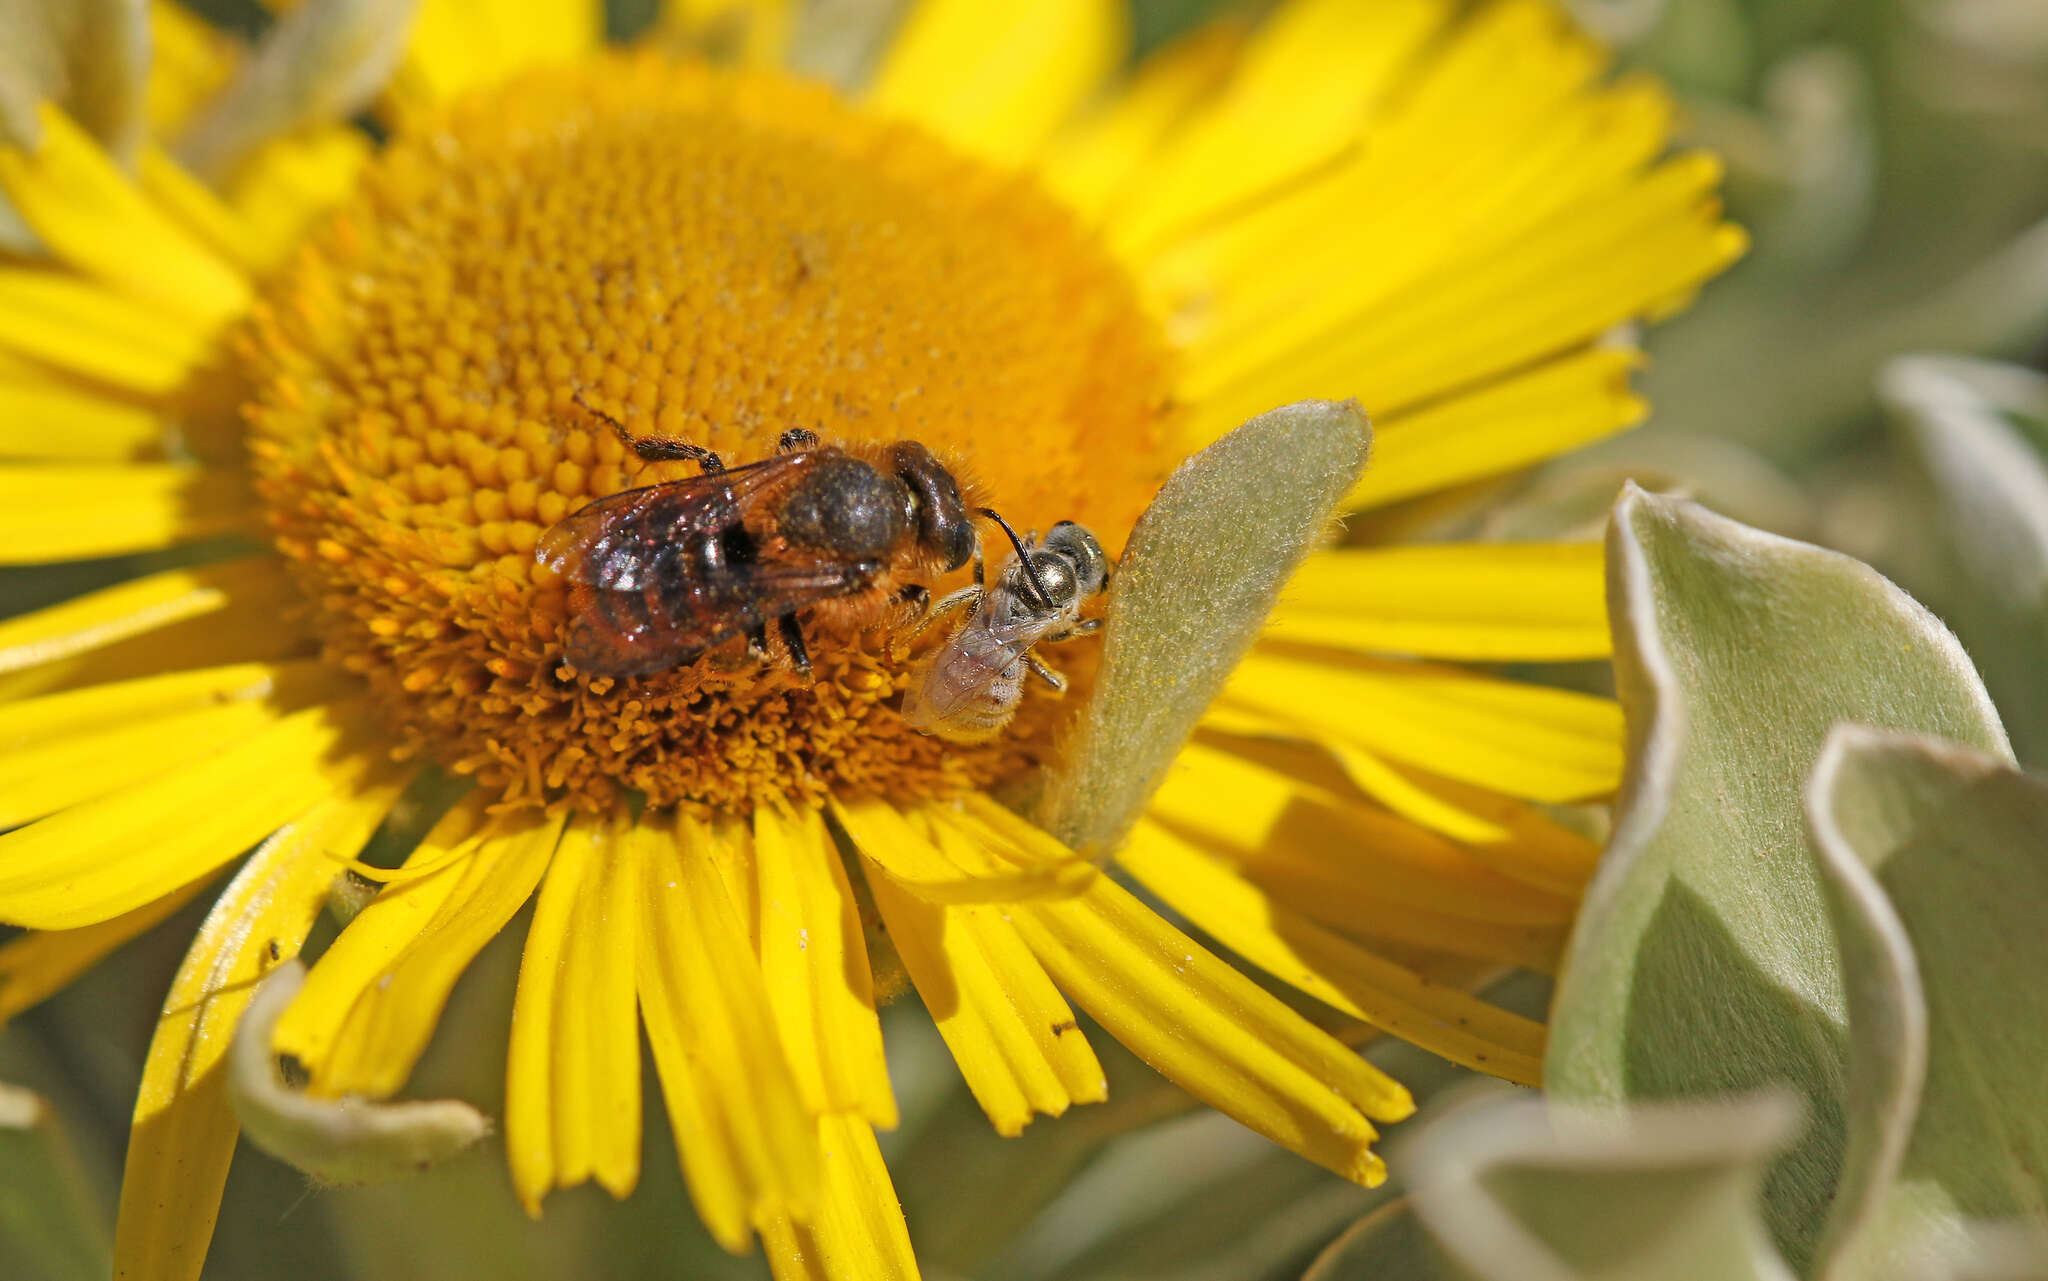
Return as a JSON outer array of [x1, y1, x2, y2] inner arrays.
[[537, 400, 986, 679], [901, 520, 1110, 743]]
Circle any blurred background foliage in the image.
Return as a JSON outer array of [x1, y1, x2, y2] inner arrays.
[[5, 0, 2048, 1277]]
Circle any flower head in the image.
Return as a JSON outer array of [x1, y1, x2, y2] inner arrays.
[[0, 1, 1742, 1278]]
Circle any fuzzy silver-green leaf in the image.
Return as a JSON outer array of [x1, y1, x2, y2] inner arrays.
[[1546, 485, 2009, 1272], [1807, 726, 2048, 1280], [1035, 399, 1370, 855]]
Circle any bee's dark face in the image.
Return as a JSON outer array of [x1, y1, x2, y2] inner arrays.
[[892, 441, 976, 571]]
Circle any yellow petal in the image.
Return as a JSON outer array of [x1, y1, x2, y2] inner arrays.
[[761, 1116, 920, 1281], [751, 805, 897, 1126], [1263, 542, 1610, 661], [1347, 346, 1647, 511], [506, 813, 642, 1214], [0, 372, 166, 460], [0, 464, 254, 562], [0, 591, 310, 706], [0, 660, 314, 743], [221, 127, 371, 268], [831, 796, 1094, 903], [0, 702, 377, 930], [392, 0, 602, 115], [638, 813, 821, 1253], [274, 798, 561, 1097], [1109, 0, 1450, 253], [136, 145, 268, 277], [1040, 23, 1243, 221], [1188, 154, 1746, 438], [1147, 742, 1577, 926], [1188, 723, 1601, 897], [147, 0, 241, 138], [113, 794, 389, 1281], [0, 271, 211, 393], [867, 0, 1126, 167], [1157, 2, 1635, 376], [1013, 874, 1411, 1186], [0, 559, 293, 674], [863, 858, 1105, 1137], [0, 691, 309, 827], [1120, 820, 1546, 1085], [1194, 709, 1511, 845], [0, 879, 209, 1025], [1220, 652, 1624, 802], [0, 103, 250, 326]]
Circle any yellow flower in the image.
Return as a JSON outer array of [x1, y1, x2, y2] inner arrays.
[[0, 0, 1742, 1278]]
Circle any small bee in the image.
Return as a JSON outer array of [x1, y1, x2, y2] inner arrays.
[[538, 399, 987, 680], [901, 519, 1110, 743]]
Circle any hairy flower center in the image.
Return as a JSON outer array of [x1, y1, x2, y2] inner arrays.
[[242, 56, 1177, 814]]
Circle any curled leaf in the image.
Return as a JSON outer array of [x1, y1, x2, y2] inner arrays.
[[1035, 399, 1371, 855], [1547, 485, 2008, 1271], [229, 959, 490, 1186], [1397, 1089, 1803, 1281], [1806, 726, 2048, 1281]]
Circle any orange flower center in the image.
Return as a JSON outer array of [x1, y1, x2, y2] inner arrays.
[[240, 55, 1178, 814]]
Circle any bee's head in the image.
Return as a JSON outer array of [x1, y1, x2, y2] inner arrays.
[[890, 441, 976, 571], [1043, 521, 1109, 599]]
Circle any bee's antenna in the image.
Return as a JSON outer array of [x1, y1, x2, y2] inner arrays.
[[978, 508, 1055, 607]]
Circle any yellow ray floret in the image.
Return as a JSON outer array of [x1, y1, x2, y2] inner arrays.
[[0, 104, 251, 326], [0, 463, 253, 562], [862, 857, 1107, 1138], [760, 1116, 920, 1281], [1119, 820, 1547, 1084], [0, 702, 376, 930], [1012, 874, 1413, 1187], [1264, 542, 1610, 661], [638, 813, 823, 1252], [868, 0, 1127, 167], [1146, 742, 1579, 927], [1219, 652, 1624, 802], [274, 798, 561, 1095], [0, 561, 292, 673], [0, 273, 215, 393], [750, 805, 898, 1127], [114, 796, 390, 1281], [506, 812, 643, 1215], [0, 370, 167, 461]]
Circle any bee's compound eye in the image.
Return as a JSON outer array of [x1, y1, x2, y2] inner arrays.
[[893, 442, 975, 570]]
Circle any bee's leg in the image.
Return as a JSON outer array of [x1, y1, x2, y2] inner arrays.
[[903, 585, 980, 641], [746, 622, 774, 662], [894, 583, 931, 628], [778, 614, 815, 681], [777, 428, 821, 454], [573, 391, 725, 473], [1025, 653, 1067, 693]]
